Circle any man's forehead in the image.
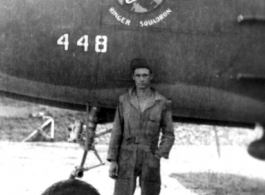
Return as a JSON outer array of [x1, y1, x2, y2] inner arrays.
[[134, 68, 151, 74]]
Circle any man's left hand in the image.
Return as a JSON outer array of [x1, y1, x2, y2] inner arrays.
[[154, 150, 162, 159]]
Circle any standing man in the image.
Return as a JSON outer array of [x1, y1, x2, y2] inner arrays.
[[107, 58, 175, 195]]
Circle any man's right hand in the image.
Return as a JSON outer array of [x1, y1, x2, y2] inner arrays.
[[109, 161, 119, 179]]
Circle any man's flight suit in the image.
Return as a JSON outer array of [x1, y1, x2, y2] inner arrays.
[[107, 88, 175, 195]]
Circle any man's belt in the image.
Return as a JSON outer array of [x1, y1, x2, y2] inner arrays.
[[126, 136, 140, 144], [123, 137, 158, 152]]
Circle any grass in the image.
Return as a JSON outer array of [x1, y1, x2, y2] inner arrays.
[[171, 172, 265, 195]]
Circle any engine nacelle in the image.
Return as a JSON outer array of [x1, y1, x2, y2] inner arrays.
[[247, 123, 265, 160]]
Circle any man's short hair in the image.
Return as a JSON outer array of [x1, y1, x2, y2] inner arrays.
[[130, 58, 152, 74]]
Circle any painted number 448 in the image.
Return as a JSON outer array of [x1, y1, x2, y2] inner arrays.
[[57, 34, 108, 53]]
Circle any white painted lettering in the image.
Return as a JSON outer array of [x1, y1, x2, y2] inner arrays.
[[166, 8, 172, 14], [110, 7, 172, 27], [139, 8, 172, 27], [121, 18, 125, 24], [125, 20, 131, 26], [109, 7, 131, 26], [155, 16, 161, 23]]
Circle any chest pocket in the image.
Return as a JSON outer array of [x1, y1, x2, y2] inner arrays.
[[147, 113, 161, 135], [122, 103, 141, 136], [123, 102, 131, 119]]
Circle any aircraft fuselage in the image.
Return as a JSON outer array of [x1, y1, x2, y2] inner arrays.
[[0, 0, 265, 126]]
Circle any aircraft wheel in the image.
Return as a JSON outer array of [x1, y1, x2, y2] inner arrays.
[[41, 179, 100, 195]]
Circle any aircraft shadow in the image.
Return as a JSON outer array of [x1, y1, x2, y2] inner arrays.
[[170, 172, 265, 195]]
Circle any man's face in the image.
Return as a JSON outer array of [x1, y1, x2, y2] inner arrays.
[[132, 68, 153, 90]]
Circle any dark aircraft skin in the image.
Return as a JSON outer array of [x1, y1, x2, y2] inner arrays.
[[0, 0, 265, 128]]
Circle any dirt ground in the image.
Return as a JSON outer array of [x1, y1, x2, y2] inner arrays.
[[1, 97, 265, 195], [1, 143, 265, 195]]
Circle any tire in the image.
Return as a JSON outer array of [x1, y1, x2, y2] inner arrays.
[[41, 179, 100, 195]]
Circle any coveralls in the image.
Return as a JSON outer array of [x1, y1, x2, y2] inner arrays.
[[107, 87, 175, 195]]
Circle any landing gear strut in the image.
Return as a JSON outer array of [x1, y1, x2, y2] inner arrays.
[[41, 106, 103, 195]]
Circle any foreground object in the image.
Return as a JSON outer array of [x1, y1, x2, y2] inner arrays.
[[41, 179, 100, 195]]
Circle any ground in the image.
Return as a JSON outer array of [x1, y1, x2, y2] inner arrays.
[[0, 97, 265, 195]]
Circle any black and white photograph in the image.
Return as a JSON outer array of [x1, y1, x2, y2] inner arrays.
[[0, 0, 265, 195]]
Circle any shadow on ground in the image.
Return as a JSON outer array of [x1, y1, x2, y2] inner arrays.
[[170, 172, 265, 195]]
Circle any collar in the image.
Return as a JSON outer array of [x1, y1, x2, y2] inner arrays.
[[128, 87, 163, 112]]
